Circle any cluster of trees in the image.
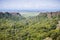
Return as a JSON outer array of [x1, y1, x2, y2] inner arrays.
[[0, 12, 60, 40]]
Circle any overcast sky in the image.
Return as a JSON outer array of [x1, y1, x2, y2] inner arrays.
[[0, 0, 60, 12]]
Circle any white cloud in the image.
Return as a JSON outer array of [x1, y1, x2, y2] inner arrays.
[[0, 0, 60, 11]]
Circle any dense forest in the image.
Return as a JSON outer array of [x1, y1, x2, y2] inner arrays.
[[0, 12, 60, 40]]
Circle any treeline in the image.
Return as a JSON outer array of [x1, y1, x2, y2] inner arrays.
[[0, 12, 60, 40]]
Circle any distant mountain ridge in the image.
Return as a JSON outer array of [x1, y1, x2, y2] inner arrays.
[[0, 11, 60, 21], [0, 12, 26, 21], [38, 11, 60, 18]]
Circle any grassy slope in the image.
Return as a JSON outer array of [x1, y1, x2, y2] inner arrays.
[[20, 12, 39, 17]]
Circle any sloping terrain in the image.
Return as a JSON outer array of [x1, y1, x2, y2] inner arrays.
[[0, 11, 60, 40]]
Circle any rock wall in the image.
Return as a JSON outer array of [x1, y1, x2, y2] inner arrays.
[[47, 11, 60, 18]]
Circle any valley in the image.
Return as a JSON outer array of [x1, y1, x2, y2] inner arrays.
[[0, 11, 60, 40]]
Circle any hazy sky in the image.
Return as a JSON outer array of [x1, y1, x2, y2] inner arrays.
[[0, 0, 60, 12]]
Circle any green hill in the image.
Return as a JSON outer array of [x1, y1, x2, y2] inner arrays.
[[0, 12, 26, 21], [0, 12, 60, 40]]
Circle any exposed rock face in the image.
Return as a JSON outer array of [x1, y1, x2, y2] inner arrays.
[[43, 37, 52, 40], [47, 11, 60, 18], [9, 12, 21, 16], [47, 12, 52, 18], [38, 11, 60, 18]]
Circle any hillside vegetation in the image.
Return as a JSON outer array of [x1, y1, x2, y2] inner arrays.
[[0, 12, 60, 40]]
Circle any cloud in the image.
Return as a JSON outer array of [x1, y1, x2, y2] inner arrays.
[[0, 0, 60, 11]]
